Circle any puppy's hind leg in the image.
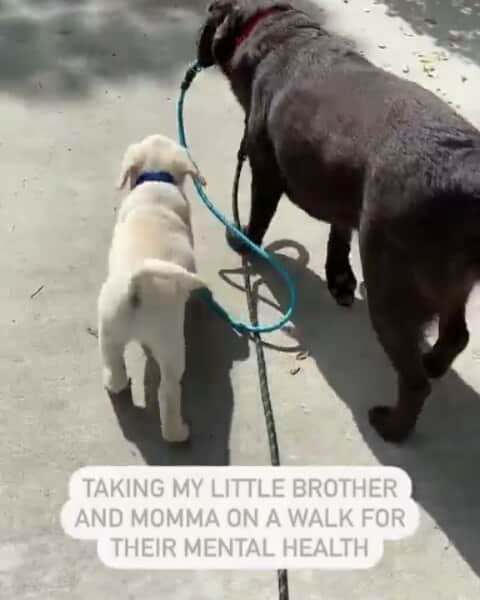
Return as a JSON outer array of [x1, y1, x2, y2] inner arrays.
[[148, 314, 190, 443], [98, 321, 129, 394], [97, 284, 130, 394], [326, 225, 357, 307]]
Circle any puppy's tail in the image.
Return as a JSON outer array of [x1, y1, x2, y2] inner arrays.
[[128, 259, 206, 308]]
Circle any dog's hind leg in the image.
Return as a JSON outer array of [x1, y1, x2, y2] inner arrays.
[[360, 234, 432, 442], [366, 295, 432, 442], [326, 225, 357, 307], [423, 301, 470, 379], [148, 315, 189, 443]]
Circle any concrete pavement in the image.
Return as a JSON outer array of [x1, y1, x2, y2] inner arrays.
[[2, 0, 480, 598]]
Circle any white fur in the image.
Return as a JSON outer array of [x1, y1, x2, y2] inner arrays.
[[97, 134, 207, 443]]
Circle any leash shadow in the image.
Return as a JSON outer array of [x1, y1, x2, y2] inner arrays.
[[243, 238, 480, 578], [109, 290, 249, 465]]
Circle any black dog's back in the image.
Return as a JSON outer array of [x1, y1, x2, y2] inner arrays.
[[265, 26, 480, 226], [262, 27, 480, 303]]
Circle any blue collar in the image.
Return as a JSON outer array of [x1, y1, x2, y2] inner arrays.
[[135, 171, 176, 187]]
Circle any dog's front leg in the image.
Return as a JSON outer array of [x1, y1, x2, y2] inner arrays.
[[325, 225, 357, 307], [227, 142, 284, 255]]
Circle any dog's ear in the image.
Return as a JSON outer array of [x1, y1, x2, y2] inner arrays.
[[197, 20, 217, 67], [174, 148, 207, 186], [198, 0, 291, 66], [197, 1, 239, 66], [116, 143, 142, 190], [212, 10, 240, 64]]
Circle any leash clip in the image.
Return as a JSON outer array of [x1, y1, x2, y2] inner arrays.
[[180, 62, 204, 92]]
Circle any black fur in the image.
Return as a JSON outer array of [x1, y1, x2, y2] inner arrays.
[[198, 0, 480, 442]]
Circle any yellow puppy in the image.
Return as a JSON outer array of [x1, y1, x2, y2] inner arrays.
[[98, 134, 207, 443]]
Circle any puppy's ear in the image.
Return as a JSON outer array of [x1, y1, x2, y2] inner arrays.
[[116, 143, 142, 190], [175, 148, 207, 186]]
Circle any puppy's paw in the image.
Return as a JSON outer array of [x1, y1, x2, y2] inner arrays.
[[368, 405, 414, 443], [226, 226, 257, 256], [103, 368, 130, 395], [162, 421, 190, 444], [197, 174, 207, 186], [326, 266, 357, 307]]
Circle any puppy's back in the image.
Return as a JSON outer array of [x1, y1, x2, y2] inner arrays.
[[111, 186, 195, 276]]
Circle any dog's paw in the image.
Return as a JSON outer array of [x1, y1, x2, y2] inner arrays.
[[422, 351, 448, 379], [162, 421, 190, 444], [368, 405, 414, 443], [103, 368, 130, 395], [226, 226, 256, 256], [327, 267, 357, 307]]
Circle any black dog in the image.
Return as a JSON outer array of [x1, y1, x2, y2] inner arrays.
[[198, 0, 480, 442]]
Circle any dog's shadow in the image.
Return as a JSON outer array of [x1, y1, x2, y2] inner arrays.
[[237, 239, 480, 577], [109, 290, 249, 465]]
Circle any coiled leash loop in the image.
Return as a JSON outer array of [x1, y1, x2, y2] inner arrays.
[[177, 62, 290, 600], [177, 62, 296, 334]]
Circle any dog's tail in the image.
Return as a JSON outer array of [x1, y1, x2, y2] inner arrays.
[[127, 258, 206, 308]]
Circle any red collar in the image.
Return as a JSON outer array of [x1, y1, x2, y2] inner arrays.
[[234, 7, 289, 51]]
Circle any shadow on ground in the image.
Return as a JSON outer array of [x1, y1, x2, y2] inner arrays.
[[0, 0, 207, 99], [382, 0, 480, 63], [109, 292, 249, 465], [242, 238, 480, 578], [0, 0, 326, 100]]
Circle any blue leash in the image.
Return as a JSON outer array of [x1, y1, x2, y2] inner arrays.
[[177, 62, 296, 334]]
